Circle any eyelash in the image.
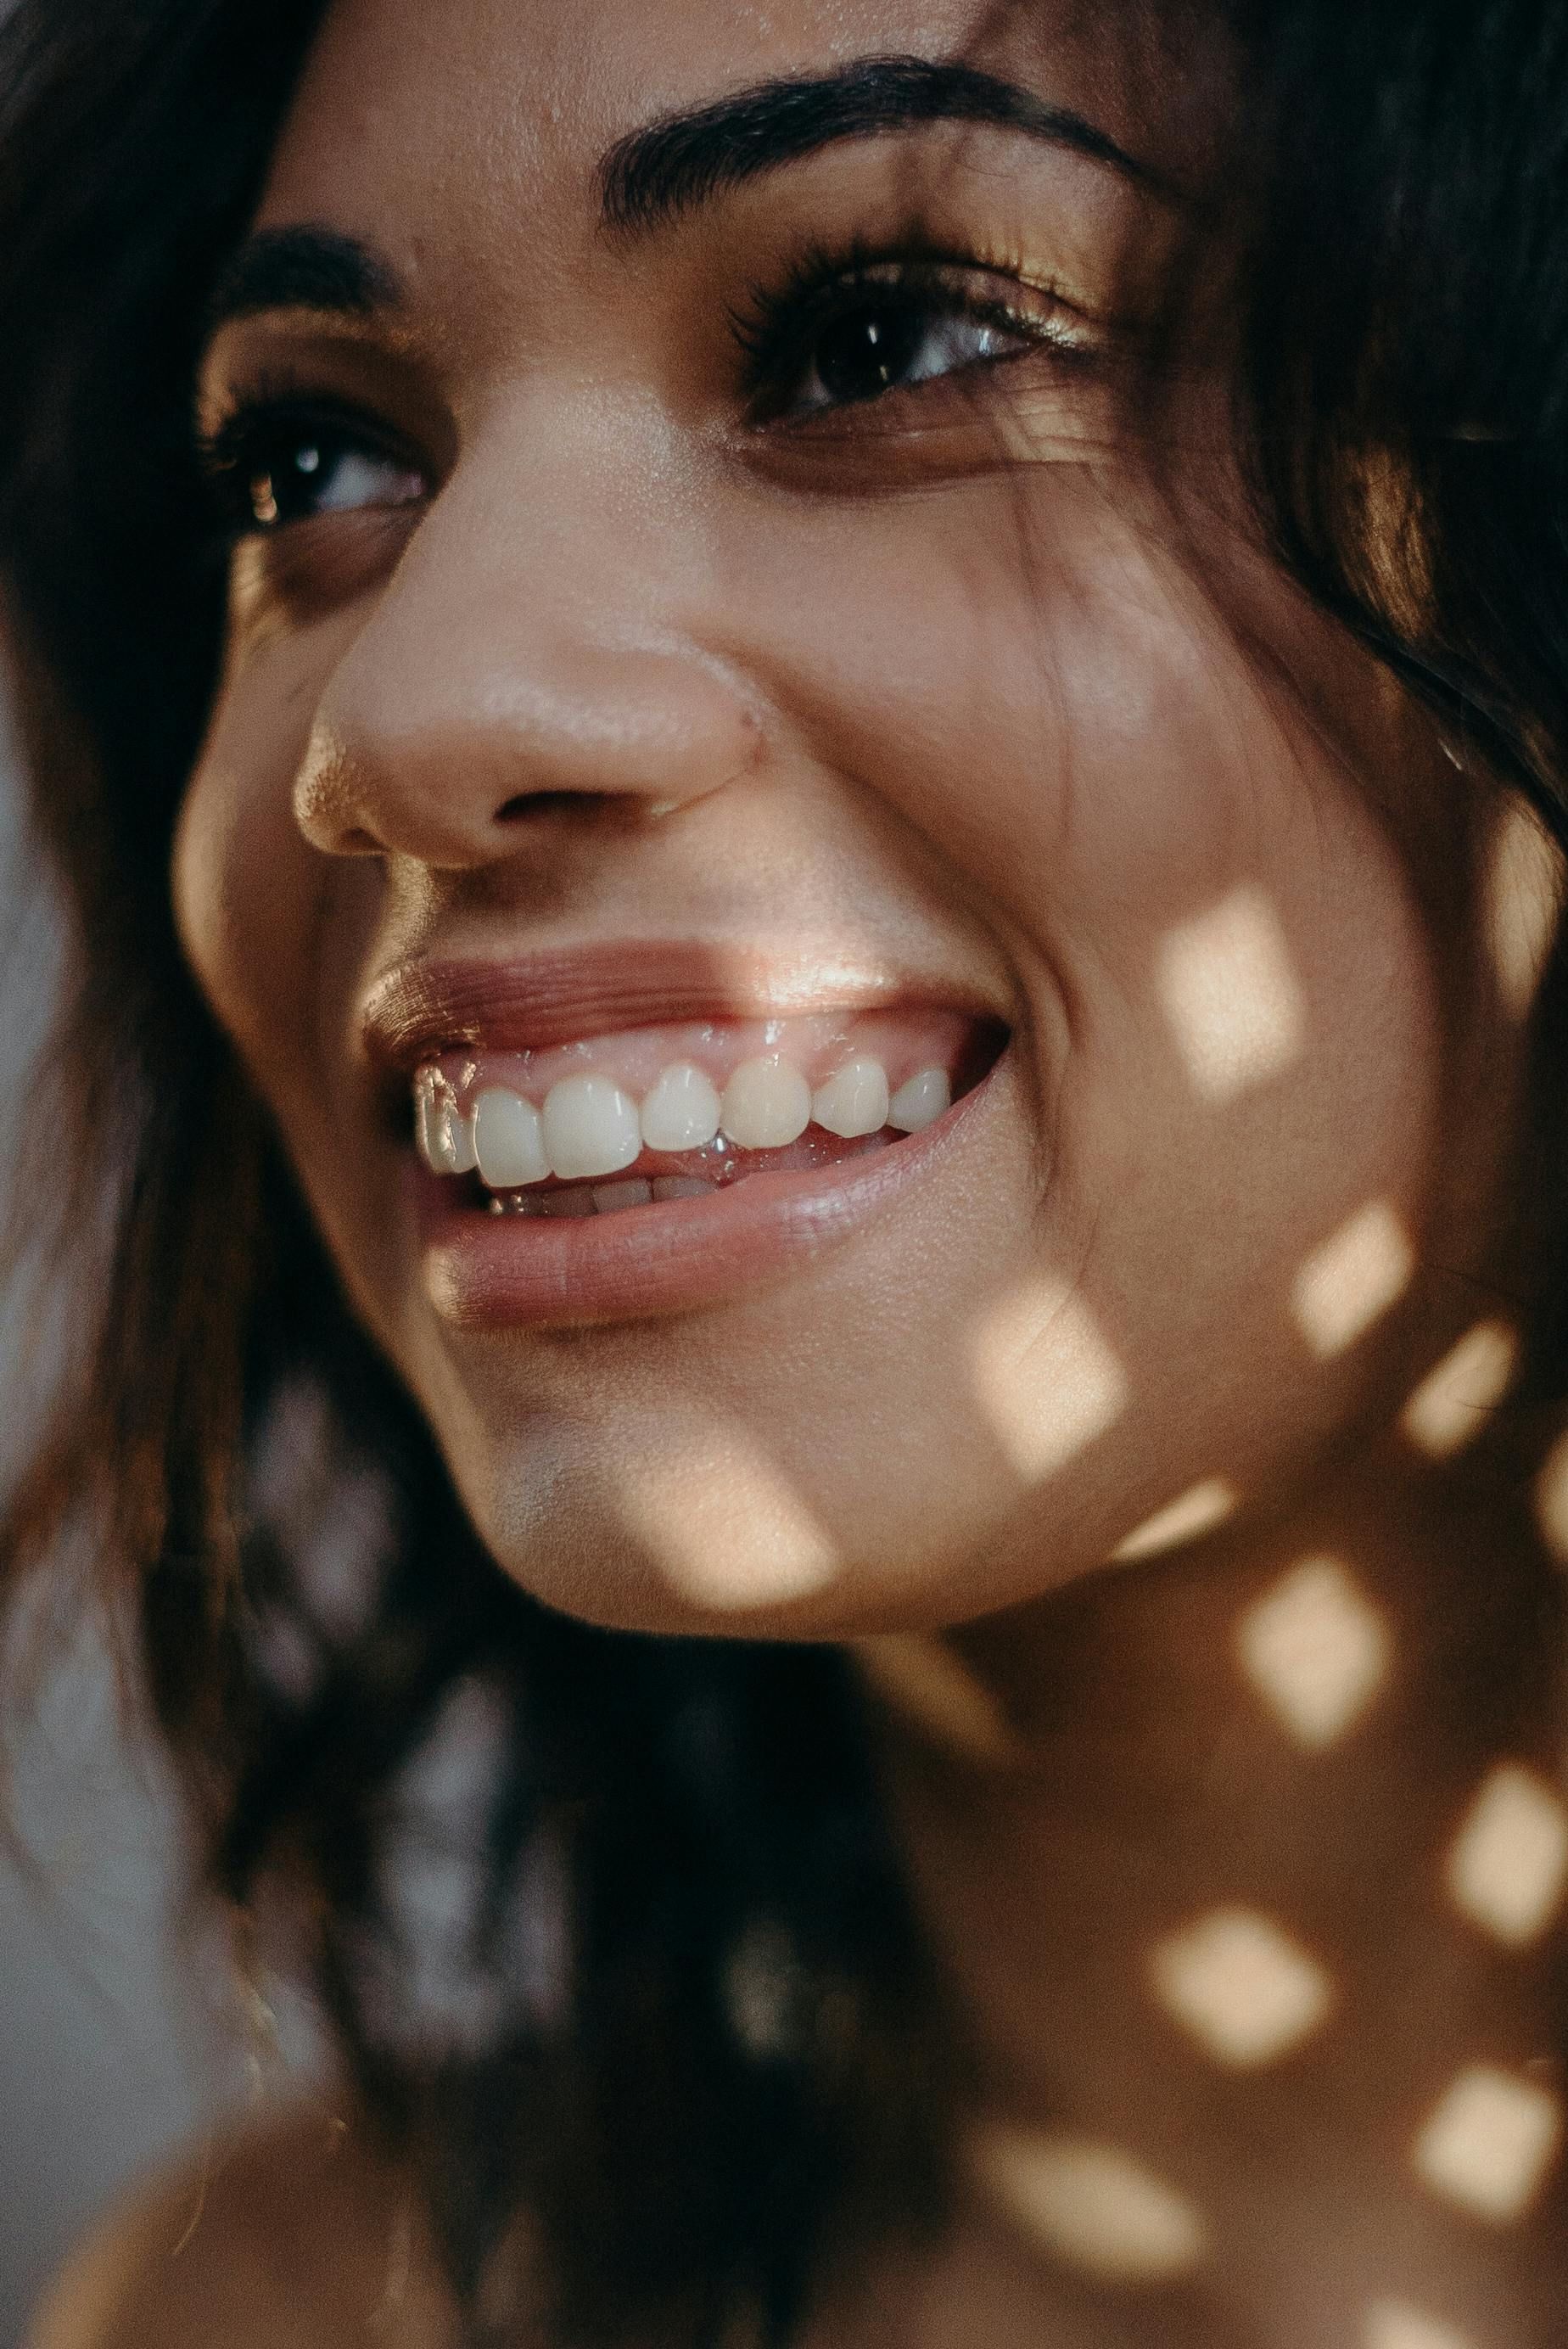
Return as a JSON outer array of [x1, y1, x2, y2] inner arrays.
[[195, 241, 1097, 541], [193, 376, 426, 541], [728, 235, 1097, 419]]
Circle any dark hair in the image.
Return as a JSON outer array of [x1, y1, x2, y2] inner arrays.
[[2, 3, 1567, 2342]]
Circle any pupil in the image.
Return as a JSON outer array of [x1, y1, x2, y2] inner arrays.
[[815, 301, 923, 403]]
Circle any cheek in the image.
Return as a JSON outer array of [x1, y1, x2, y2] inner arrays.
[[172, 641, 347, 1102], [706, 476, 1457, 1408]]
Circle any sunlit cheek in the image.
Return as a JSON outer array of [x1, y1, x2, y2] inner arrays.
[[1399, 1321, 1519, 1460], [969, 2122, 1210, 2283], [1148, 1907, 1334, 2069], [1443, 1763, 1568, 1949], [1484, 798, 1562, 1022], [1411, 2066, 1562, 2223], [1235, 1556, 1392, 1751], [1291, 1200, 1416, 1360], [966, 1276, 1128, 1484], [608, 1414, 842, 1612], [1364, 2300, 1479, 2349], [1153, 884, 1308, 1103]]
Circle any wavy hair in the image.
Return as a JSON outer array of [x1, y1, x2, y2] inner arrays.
[[2, 3, 1568, 2342]]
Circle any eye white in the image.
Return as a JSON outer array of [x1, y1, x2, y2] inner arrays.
[[798, 311, 1028, 413], [311, 446, 423, 513]]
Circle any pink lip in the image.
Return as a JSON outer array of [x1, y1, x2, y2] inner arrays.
[[370, 941, 1010, 1327], [414, 1075, 992, 1327], [361, 942, 966, 1068]]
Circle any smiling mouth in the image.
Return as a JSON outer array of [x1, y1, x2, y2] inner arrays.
[[412, 1008, 1005, 1219]]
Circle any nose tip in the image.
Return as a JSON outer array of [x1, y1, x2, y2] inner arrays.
[[293, 636, 764, 870]]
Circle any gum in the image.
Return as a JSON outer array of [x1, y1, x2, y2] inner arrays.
[[420, 1008, 983, 1111]]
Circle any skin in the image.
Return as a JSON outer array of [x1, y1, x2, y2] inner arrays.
[[146, 0, 1568, 2341]]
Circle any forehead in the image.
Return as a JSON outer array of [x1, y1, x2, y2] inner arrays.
[[256, 0, 1183, 243]]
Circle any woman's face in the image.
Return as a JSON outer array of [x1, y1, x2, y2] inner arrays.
[[176, 0, 1547, 1635]]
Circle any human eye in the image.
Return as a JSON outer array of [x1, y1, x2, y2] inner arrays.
[[731, 244, 1101, 424], [197, 393, 429, 537]]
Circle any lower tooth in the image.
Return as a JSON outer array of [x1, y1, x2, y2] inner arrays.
[[541, 1190, 596, 1219], [652, 1176, 714, 1203], [591, 1178, 653, 1214]]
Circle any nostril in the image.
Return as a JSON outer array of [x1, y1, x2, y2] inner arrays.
[[495, 789, 596, 825]]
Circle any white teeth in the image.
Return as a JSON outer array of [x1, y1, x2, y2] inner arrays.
[[472, 1089, 550, 1188], [418, 1047, 958, 1188], [888, 1068, 951, 1133], [812, 1057, 891, 1140], [541, 1074, 642, 1181], [640, 1062, 722, 1153], [652, 1175, 714, 1203], [720, 1056, 812, 1151], [591, 1177, 653, 1214]]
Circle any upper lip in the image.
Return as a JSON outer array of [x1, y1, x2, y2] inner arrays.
[[361, 940, 996, 1071]]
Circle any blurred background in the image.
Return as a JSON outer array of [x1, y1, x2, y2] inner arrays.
[[0, 698, 315, 2347]]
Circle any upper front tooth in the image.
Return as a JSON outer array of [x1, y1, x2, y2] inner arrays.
[[812, 1057, 890, 1139], [542, 1074, 642, 1180], [720, 1057, 812, 1150], [641, 1062, 722, 1153], [473, 1088, 550, 1188], [888, 1068, 952, 1132]]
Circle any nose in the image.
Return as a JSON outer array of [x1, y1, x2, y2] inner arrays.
[[292, 412, 761, 868]]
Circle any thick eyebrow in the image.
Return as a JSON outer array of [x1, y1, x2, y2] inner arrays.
[[203, 226, 401, 343], [600, 53, 1157, 235]]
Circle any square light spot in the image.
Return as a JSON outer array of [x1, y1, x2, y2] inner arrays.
[[1400, 1322, 1518, 1460], [1154, 885, 1308, 1102], [1445, 1764, 1568, 1948], [969, 1276, 1128, 1483], [1112, 1477, 1239, 1564], [1485, 796, 1561, 1023], [1533, 1427, 1568, 1566], [1413, 2066, 1562, 2223], [1150, 1907, 1333, 2068], [970, 2123, 1209, 2281], [1235, 1557, 1391, 1751], [852, 1635, 1022, 1769], [1292, 1201, 1415, 1360], [1364, 2299, 1476, 2349]]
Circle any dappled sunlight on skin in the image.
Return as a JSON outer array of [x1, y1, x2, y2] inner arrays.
[[1364, 2299, 1480, 2349], [1412, 2067, 1563, 2224], [1530, 1427, 1568, 1565], [1234, 1556, 1392, 1752], [1152, 883, 1308, 1103], [1111, 1476, 1238, 1564], [967, 2122, 1210, 2284], [1291, 1199, 1417, 1360], [850, 1634, 1025, 1769], [1148, 1906, 1335, 2069], [1444, 1764, 1568, 1951], [608, 1413, 842, 1611], [1399, 1323, 1520, 1462], [1483, 799, 1563, 1023], [966, 1274, 1128, 1482]]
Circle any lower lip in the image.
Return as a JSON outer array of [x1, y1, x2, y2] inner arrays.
[[417, 1070, 995, 1328]]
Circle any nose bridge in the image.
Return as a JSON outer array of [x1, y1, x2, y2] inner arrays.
[[294, 395, 759, 865]]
